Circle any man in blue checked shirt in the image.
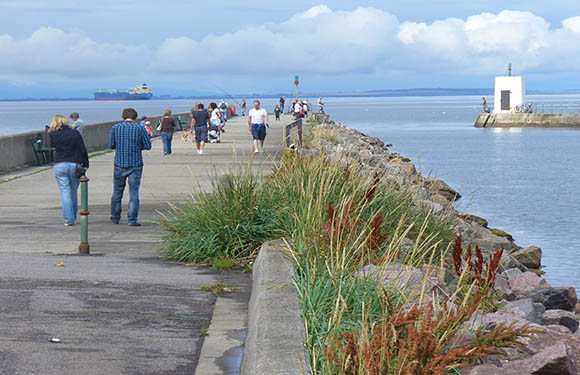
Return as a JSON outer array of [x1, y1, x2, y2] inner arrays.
[[109, 108, 152, 226]]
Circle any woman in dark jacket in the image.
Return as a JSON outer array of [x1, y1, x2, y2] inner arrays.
[[48, 114, 89, 226], [160, 109, 177, 155]]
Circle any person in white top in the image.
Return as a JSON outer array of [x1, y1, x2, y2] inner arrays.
[[294, 101, 302, 119], [248, 100, 269, 153]]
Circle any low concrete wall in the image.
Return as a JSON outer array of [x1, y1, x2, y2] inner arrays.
[[475, 113, 580, 128], [241, 240, 312, 375], [0, 112, 189, 174]]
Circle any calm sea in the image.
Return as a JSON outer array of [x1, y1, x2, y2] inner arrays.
[[1, 95, 578, 291]]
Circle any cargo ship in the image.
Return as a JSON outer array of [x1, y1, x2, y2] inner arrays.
[[94, 84, 152, 101]]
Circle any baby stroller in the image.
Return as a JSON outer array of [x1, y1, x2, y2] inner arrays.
[[208, 123, 221, 143]]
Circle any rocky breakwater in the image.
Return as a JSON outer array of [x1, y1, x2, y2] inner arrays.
[[309, 119, 580, 374]]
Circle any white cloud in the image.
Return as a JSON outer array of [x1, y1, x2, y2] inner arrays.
[[0, 27, 148, 82], [2, 7, 580, 84], [151, 7, 400, 75]]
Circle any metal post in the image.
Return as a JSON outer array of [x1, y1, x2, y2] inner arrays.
[[297, 119, 303, 146], [79, 175, 90, 254]]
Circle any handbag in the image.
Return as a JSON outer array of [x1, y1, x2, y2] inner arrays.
[[75, 165, 86, 179]]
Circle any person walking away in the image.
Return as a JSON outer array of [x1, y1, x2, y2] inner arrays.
[[248, 100, 269, 153], [303, 99, 309, 117], [241, 99, 247, 116], [70, 113, 85, 134], [482, 97, 487, 113], [280, 96, 285, 113], [209, 102, 222, 143], [189, 103, 210, 154], [160, 109, 177, 155], [140, 116, 153, 136], [49, 114, 89, 226], [294, 100, 302, 119], [219, 100, 228, 122], [109, 108, 152, 226], [274, 105, 281, 121], [318, 96, 324, 113]]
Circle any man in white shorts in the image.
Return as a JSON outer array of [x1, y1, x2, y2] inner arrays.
[[248, 100, 269, 153]]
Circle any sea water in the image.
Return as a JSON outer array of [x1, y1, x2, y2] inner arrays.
[[1, 95, 578, 291]]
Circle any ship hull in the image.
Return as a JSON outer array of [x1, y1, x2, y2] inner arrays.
[[94, 93, 152, 101]]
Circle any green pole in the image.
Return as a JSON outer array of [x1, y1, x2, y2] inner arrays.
[[79, 175, 90, 254]]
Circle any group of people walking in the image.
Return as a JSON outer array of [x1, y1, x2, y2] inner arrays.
[[48, 99, 273, 227]]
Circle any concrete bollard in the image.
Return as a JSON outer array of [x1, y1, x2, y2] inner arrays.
[[79, 175, 90, 254]]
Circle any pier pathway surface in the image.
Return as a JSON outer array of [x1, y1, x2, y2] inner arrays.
[[0, 114, 291, 374]]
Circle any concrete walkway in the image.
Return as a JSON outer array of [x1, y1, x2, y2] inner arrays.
[[0, 114, 292, 374]]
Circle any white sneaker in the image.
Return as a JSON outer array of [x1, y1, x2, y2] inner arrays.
[[199, 150, 204, 155], [254, 149, 259, 153], [197, 150, 201, 154]]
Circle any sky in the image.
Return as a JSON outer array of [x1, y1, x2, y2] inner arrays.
[[0, 0, 580, 98]]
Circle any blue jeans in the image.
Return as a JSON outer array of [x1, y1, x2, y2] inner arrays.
[[110, 166, 143, 224], [53, 162, 81, 224], [161, 131, 173, 154]]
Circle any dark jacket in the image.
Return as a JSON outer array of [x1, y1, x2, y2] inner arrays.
[[49, 127, 89, 168], [161, 117, 177, 132]]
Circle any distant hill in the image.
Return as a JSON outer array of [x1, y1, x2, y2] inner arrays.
[[1, 88, 579, 102]]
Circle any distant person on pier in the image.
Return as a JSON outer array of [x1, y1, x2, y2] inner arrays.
[[248, 100, 269, 153], [49, 114, 89, 226], [318, 96, 324, 113], [241, 99, 247, 116], [69, 113, 85, 134], [274, 105, 281, 121], [303, 99, 310, 117], [219, 100, 228, 122], [109, 107, 152, 226], [160, 109, 177, 155], [189, 103, 210, 155], [294, 100, 302, 119], [482, 97, 487, 112], [140, 116, 153, 136], [209, 102, 223, 142], [279, 96, 286, 113]]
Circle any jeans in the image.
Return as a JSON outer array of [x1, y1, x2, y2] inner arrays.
[[53, 162, 81, 224], [161, 131, 173, 154], [110, 166, 143, 224]]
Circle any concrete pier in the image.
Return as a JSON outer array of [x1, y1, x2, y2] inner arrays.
[[0, 114, 291, 374], [475, 113, 580, 128]]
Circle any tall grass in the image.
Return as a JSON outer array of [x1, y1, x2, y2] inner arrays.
[[161, 168, 285, 263], [161, 144, 529, 374]]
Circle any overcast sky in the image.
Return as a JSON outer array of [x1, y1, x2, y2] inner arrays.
[[1, 1, 580, 98]]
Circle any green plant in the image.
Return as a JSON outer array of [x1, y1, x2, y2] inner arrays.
[[201, 282, 232, 296], [210, 256, 237, 269], [161, 168, 285, 263], [198, 328, 209, 337]]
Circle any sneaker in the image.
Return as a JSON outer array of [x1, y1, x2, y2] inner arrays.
[[110, 219, 119, 224], [128, 222, 141, 227], [64, 223, 74, 226], [254, 149, 259, 153], [199, 150, 204, 155]]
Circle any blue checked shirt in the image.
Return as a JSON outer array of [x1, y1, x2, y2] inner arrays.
[[109, 121, 152, 167]]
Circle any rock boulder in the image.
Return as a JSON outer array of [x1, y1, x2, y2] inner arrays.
[[511, 246, 542, 269]]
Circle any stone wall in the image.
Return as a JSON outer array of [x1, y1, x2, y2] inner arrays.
[[475, 113, 580, 128], [309, 119, 580, 374], [0, 112, 189, 174]]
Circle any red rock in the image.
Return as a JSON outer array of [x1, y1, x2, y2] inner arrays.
[[508, 271, 549, 293], [467, 343, 578, 375]]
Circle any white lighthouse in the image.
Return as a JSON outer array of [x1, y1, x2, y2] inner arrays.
[[493, 64, 525, 114]]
